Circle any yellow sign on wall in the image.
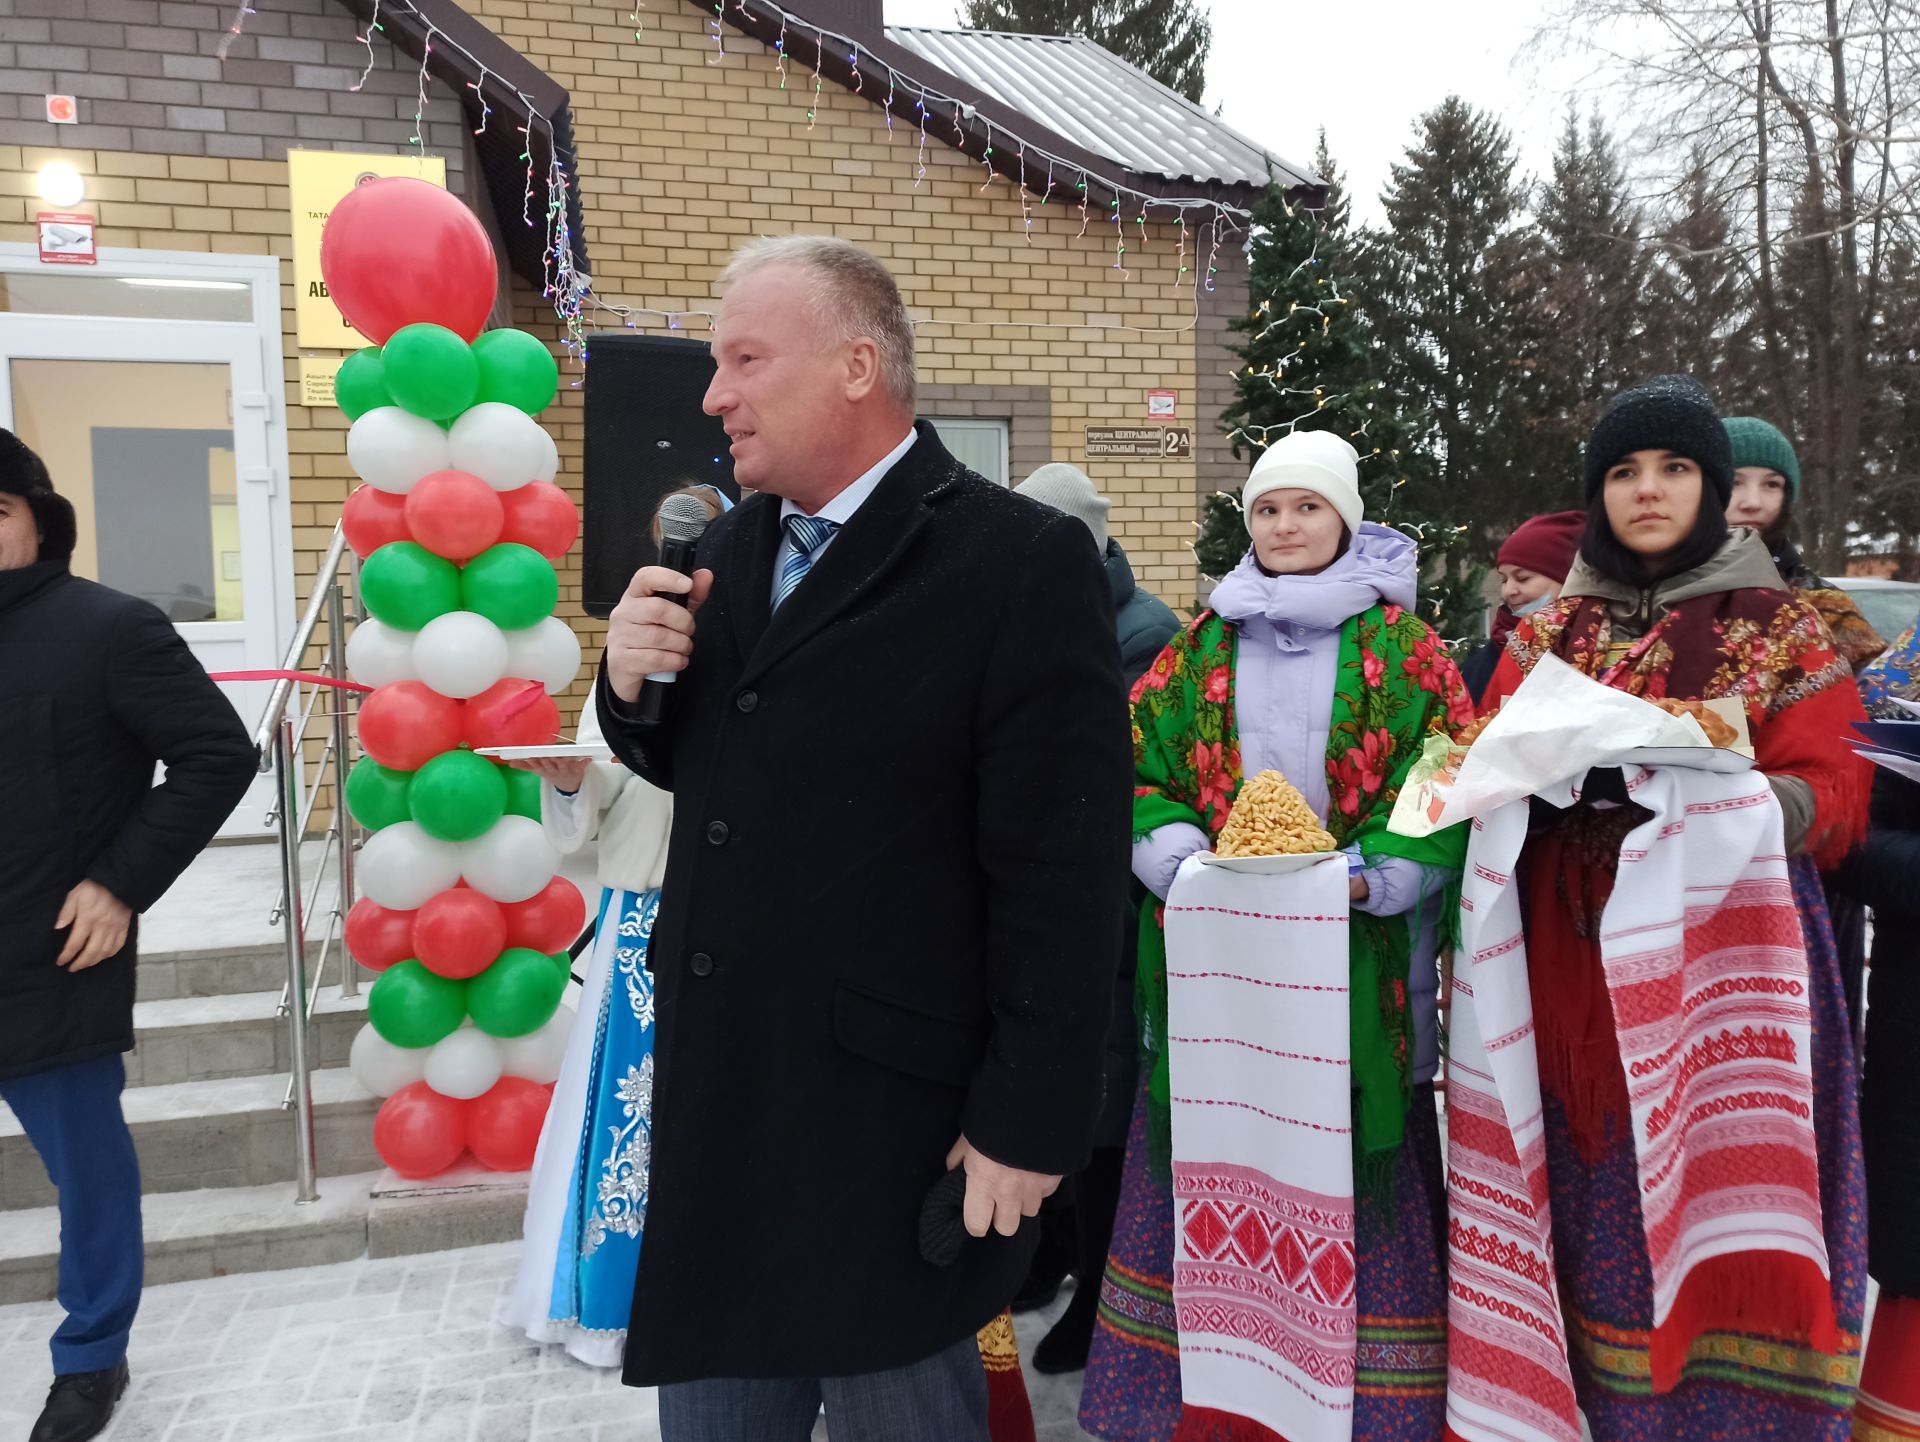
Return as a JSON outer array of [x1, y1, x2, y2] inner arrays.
[[288, 150, 447, 350], [299, 355, 344, 408]]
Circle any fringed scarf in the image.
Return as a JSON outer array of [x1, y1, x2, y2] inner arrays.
[[1130, 605, 1473, 1186]]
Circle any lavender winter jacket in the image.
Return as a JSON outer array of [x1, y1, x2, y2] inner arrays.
[[1131, 524, 1449, 1081]]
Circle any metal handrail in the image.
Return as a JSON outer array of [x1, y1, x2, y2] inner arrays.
[[254, 519, 362, 1205]]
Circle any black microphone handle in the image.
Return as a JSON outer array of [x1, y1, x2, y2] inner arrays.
[[633, 534, 701, 727]]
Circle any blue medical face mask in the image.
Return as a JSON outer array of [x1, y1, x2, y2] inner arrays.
[[1512, 589, 1557, 619]]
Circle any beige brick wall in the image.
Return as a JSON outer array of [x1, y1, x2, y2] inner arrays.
[[0, 0, 1221, 729]]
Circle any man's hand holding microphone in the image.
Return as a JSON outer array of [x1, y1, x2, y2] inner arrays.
[[605, 565, 714, 704]]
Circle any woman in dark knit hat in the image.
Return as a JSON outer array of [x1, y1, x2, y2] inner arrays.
[[1476, 376, 1871, 1438], [1724, 414, 1885, 672]]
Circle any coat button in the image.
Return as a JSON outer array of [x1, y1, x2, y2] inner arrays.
[[690, 952, 714, 977], [736, 690, 758, 713], [705, 820, 729, 846]]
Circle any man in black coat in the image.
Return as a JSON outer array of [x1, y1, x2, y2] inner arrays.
[[0, 433, 257, 1442], [598, 237, 1131, 1439]]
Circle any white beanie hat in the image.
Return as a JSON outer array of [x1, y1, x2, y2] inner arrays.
[[1016, 463, 1109, 553], [1241, 430, 1363, 538]]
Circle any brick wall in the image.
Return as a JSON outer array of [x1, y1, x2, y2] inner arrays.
[[0, 0, 1238, 731]]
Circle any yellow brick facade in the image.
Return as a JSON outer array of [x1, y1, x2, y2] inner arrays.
[[0, 1, 1226, 729]]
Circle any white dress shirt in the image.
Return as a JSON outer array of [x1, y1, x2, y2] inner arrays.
[[770, 428, 917, 604]]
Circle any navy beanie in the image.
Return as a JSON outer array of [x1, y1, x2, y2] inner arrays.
[[1583, 375, 1734, 507]]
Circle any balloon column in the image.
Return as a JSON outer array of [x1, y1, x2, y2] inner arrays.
[[326, 178, 587, 1180]]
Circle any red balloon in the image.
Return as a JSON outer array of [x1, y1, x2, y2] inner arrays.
[[498, 482, 579, 560], [359, 681, 464, 771], [343, 484, 411, 559], [373, 1082, 470, 1178], [501, 876, 587, 954], [463, 679, 561, 752], [403, 470, 505, 563], [344, 897, 415, 972], [320, 177, 498, 345], [466, 1076, 552, 1172], [412, 888, 508, 980]]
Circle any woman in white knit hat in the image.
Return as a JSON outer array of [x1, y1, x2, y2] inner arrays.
[[1080, 430, 1475, 1442]]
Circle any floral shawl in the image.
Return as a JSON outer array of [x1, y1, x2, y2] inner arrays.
[[1130, 605, 1473, 1181]]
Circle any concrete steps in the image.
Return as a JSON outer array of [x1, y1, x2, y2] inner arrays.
[[0, 840, 591, 1302]]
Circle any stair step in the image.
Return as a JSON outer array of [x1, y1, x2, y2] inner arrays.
[[128, 989, 368, 1087], [0, 1164, 533, 1306], [0, 1067, 379, 1212], [136, 939, 353, 1003], [0, 1173, 378, 1306]]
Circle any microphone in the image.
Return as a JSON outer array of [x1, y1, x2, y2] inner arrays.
[[634, 491, 716, 726]]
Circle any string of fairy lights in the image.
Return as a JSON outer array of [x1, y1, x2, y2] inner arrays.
[[212, 0, 1256, 372]]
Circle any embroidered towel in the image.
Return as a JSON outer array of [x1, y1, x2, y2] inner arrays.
[[1166, 852, 1358, 1442], [1444, 765, 1830, 1442]]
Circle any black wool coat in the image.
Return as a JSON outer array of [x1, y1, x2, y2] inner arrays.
[[1834, 768, 1920, 1293], [598, 423, 1132, 1383], [0, 561, 257, 1082]]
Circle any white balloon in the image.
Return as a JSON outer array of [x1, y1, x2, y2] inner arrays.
[[423, 1027, 505, 1100], [349, 1022, 428, 1099], [345, 618, 418, 688], [412, 611, 509, 700], [347, 406, 450, 494], [498, 1004, 575, 1085], [460, 815, 560, 903], [447, 402, 545, 492], [534, 425, 559, 484], [358, 821, 464, 910], [502, 617, 582, 696]]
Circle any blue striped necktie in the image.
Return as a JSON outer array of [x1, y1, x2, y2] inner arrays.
[[773, 513, 840, 611]]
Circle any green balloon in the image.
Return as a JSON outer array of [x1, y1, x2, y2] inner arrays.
[[460, 544, 558, 630], [504, 766, 544, 821], [409, 748, 508, 842], [335, 347, 392, 421], [360, 542, 461, 630], [367, 960, 467, 1049], [552, 950, 573, 980], [467, 947, 565, 1038], [472, 329, 559, 415], [381, 323, 479, 421], [345, 759, 413, 832]]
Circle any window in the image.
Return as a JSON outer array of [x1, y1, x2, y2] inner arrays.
[[928, 418, 1010, 486]]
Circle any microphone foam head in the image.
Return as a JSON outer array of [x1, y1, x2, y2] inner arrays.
[[657, 492, 714, 544]]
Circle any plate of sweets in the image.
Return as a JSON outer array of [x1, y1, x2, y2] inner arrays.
[[1618, 697, 1754, 772], [1196, 770, 1341, 875]]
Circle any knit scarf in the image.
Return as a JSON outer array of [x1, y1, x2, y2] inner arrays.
[[1131, 606, 1471, 1183]]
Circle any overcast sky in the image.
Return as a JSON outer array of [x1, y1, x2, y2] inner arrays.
[[882, 0, 1600, 223]]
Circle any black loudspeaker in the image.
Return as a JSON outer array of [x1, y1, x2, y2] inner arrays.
[[582, 333, 739, 619]]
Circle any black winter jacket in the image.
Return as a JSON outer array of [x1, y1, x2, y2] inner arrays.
[[0, 561, 256, 1082]]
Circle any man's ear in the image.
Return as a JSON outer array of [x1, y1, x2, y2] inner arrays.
[[843, 336, 881, 404]]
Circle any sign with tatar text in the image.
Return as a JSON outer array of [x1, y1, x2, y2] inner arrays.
[[1086, 426, 1193, 460]]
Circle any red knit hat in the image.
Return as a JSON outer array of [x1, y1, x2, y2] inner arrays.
[[1496, 509, 1586, 583]]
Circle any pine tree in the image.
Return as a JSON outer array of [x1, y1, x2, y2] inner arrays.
[[1639, 147, 1760, 411], [1529, 111, 1650, 475], [958, 0, 1212, 104], [1363, 98, 1541, 558], [1203, 140, 1472, 632]]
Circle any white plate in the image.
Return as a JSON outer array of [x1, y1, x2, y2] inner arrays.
[[1195, 851, 1340, 875], [474, 744, 615, 761], [1617, 746, 1754, 773]]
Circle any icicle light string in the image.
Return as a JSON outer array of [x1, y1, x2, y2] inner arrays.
[[709, 3, 727, 62], [709, 0, 1250, 242], [408, 25, 435, 151], [468, 66, 491, 136], [351, 0, 382, 92], [215, 1, 255, 62]]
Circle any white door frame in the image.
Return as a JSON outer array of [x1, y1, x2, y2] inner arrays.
[[0, 245, 295, 659]]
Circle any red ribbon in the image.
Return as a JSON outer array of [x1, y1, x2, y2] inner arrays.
[[207, 669, 376, 694]]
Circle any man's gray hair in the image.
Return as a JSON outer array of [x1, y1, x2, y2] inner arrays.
[[719, 235, 918, 413]]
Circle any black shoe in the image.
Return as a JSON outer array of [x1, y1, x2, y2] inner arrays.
[[30, 1361, 128, 1442], [1031, 1283, 1098, 1374], [1009, 1269, 1064, 1314]]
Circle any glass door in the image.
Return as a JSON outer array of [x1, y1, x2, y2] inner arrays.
[[0, 316, 281, 833]]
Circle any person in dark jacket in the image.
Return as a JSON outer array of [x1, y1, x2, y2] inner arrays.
[[1011, 461, 1178, 1371], [597, 237, 1130, 1440], [1835, 761, 1920, 1431], [0, 432, 256, 1442]]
